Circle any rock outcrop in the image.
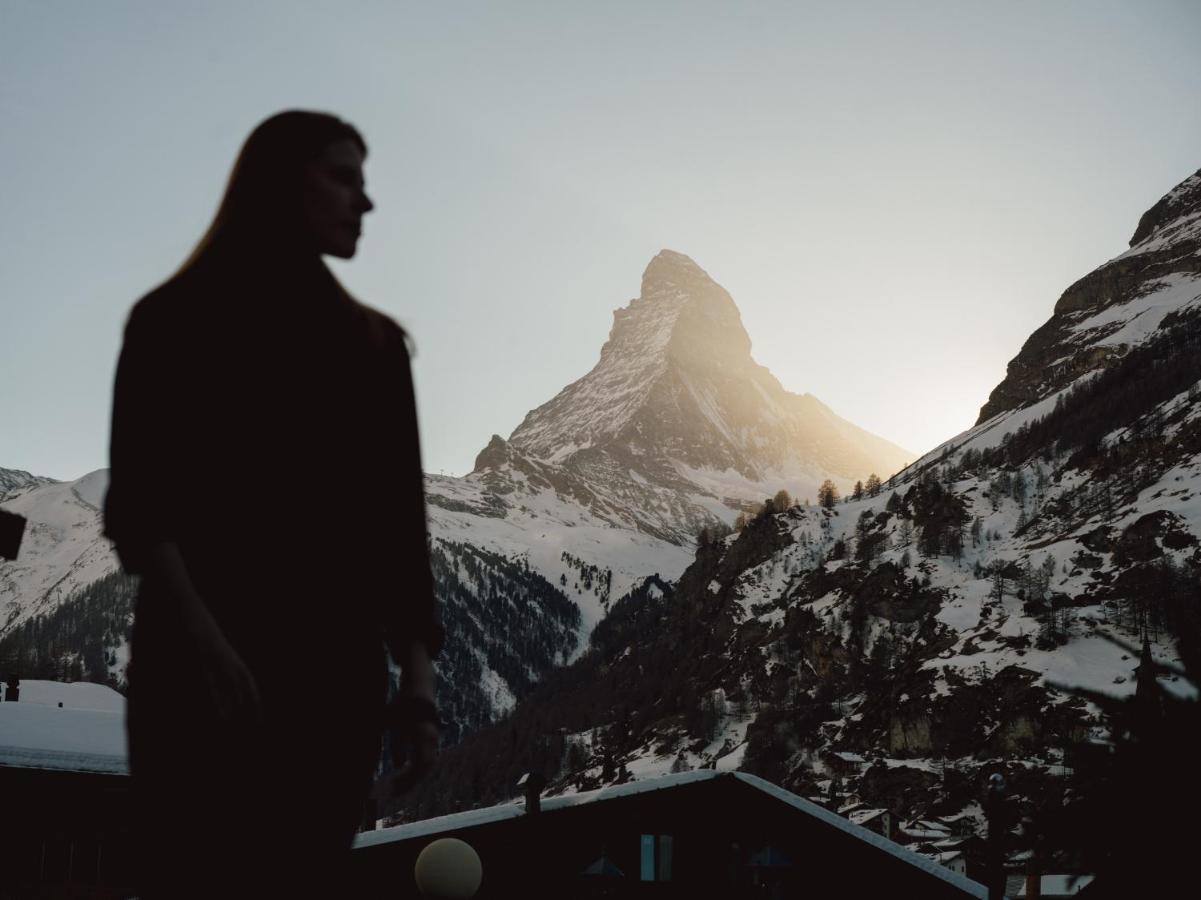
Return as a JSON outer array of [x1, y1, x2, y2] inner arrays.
[[978, 168, 1201, 423]]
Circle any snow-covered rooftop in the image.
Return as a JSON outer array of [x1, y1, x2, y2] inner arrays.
[[357, 770, 988, 898], [0, 680, 127, 774]]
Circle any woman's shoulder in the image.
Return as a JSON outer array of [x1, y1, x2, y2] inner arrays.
[[123, 270, 210, 337], [347, 297, 412, 356]]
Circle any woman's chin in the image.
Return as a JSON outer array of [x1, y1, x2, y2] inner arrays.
[[324, 239, 358, 260]]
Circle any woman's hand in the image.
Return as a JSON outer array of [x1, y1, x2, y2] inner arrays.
[[148, 541, 262, 721], [388, 715, 439, 792], [196, 628, 262, 722]]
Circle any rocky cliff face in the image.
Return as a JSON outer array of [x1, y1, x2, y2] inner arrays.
[[979, 168, 1201, 423]]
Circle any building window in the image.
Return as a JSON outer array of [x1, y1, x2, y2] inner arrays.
[[640, 834, 673, 882]]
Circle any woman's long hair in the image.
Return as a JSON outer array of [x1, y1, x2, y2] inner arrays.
[[177, 110, 367, 278]]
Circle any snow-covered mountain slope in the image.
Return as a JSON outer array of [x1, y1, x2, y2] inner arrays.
[[0, 470, 133, 687], [408, 363, 1201, 854], [0, 470, 120, 634], [426, 471, 693, 641], [400, 166, 1201, 877]]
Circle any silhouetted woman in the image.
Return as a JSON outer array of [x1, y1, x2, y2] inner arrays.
[[104, 111, 442, 897]]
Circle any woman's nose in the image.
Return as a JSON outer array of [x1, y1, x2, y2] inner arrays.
[[358, 190, 375, 214]]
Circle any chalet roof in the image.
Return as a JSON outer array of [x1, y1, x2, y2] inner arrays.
[[832, 750, 867, 763], [937, 809, 976, 823], [932, 837, 972, 850], [902, 818, 953, 840], [848, 807, 889, 826], [357, 770, 987, 898], [0, 681, 127, 775]]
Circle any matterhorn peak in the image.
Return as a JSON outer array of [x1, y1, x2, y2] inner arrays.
[[503, 251, 911, 504]]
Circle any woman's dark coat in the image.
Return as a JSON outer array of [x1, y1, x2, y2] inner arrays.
[[104, 254, 441, 893]]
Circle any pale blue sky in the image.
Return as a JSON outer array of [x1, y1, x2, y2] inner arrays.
[[2, 1, 1200, 481]]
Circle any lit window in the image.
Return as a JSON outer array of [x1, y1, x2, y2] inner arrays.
[[640, 834, 673, 882], [640, 834, 655, 881]]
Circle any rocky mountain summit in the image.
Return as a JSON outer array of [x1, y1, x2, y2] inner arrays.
[[449, 250, 911, 544], [509, 250, 908, 487]]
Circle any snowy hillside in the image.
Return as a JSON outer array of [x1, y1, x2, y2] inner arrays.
[[0, 470, 121, 636], [399, 166, 1201, 879]]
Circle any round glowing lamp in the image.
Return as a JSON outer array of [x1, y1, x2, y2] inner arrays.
[[413, 837, 483, 899]]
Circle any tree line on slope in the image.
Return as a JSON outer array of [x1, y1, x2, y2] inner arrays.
[[431, 539, 581, 744], [0, 570, 136, 687]]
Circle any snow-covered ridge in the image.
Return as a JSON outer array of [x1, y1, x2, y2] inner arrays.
[[0, 466, 57, 498], [979, 165, 1201, 423]]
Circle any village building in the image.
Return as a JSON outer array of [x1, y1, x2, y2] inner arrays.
[[354, 770, 988, 898], [824, 749, 868, 778], [845, 806, 893, 841]]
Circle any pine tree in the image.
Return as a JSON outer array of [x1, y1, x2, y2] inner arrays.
[[818, 480, 839, 510], [851, 480, 864, 501], [990, 566, 1007, 601], [866, 473, 882, 497]]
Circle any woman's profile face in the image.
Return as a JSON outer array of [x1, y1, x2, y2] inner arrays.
[[301, 138, 374, 259]]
